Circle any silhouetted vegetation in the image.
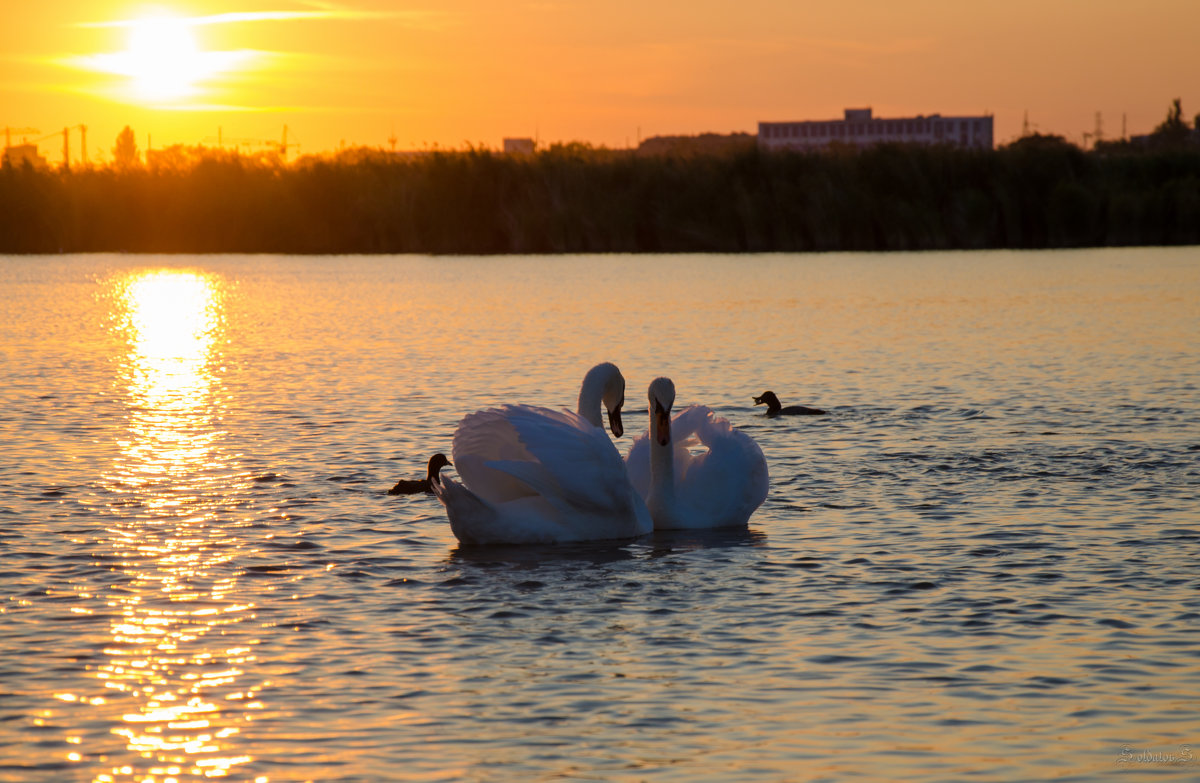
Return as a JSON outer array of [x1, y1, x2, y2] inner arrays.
[[112, 126, 139, 171], [636, 132, 757, 158], [2, 132, 1199, 254], [1152, 98, 1195, 147]]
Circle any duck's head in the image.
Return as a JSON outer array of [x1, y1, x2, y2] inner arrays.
[[427, 453, 452, 485], [648, 377, 675, 446], [753, 391, 780, 408]]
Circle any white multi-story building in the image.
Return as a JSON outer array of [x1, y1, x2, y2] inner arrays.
[[759, 108, 993, 151]]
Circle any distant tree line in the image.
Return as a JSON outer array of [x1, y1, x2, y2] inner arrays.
[[2, 108, 1199, 254]]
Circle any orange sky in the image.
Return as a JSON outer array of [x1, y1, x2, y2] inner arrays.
[[3, 0, 1198, 163]]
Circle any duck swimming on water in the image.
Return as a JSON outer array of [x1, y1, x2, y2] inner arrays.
[[388, 453, 452, 495], [753, 391, 826, 417]]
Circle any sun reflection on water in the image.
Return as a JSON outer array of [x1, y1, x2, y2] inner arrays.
[[93, 270, 264, 781], [114, 272, 224, 481]]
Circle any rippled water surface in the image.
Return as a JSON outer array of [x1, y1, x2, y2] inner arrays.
[[2, 249, 1198, 782]]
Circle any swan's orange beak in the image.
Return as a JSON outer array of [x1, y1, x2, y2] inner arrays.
[[655, 400, 671, 446]]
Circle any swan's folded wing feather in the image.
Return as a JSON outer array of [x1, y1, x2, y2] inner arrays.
[[496, 406, 635, 514], [666, 405, 718, 481], [453, 407, 537, 463], [435, 474, 569, 545], [452, 406, 541, 503], [433, 474, 492, 545], [674, 406, 769, 524], [668, 405, 716, 440], [625, 407, 709, 500]]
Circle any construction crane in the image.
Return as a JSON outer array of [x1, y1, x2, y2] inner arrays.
[[279, 125, 300, 160], [35, 125, 88, 167], [202, 125, 299, 160], [3, 126, 39, 148]]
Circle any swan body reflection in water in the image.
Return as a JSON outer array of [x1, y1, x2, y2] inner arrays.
[[94, 270, 264, 782]]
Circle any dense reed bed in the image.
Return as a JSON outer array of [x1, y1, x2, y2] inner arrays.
[[2, 139, 1198, 254]]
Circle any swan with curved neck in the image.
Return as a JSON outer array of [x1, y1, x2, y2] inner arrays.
[[577, 361, 626, 435], [632, 377, 769, 530], [434, 363, 651, 546]]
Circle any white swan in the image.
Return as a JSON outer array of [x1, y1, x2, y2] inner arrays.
[[433, 363, 653, 546], [625, 377, 769, 530]]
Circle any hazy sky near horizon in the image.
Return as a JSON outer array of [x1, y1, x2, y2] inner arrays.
[[3, 0, 1198, 162]]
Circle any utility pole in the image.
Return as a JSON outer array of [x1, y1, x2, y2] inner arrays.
[[63, 127, 70, 167], [80, 125, 87, 165]]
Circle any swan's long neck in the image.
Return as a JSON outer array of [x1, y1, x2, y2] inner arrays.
[[576, 364, 613, 428], [650, 437, 675, 508], [648, 409, 677, 514]]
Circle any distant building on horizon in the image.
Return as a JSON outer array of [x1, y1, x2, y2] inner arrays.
[[3, 143, 48, 168], [759, 108, 993, 151]]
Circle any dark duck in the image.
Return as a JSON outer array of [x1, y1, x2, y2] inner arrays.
[[388, 453, 452, 495], [753, 391, 826, 417]]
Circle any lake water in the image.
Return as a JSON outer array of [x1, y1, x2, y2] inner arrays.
[[1, 249, 1198, 782]]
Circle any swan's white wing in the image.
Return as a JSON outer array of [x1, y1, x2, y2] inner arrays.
[[672, 406, 769, 526], [434, 473, 569, 545], [487, 405, 636, 517], [433, 473, 493, 545], [625, 407, 709, 501], [452, 406, 541, 504]]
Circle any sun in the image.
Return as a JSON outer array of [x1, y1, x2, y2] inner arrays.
[[123, 15, 206, 101], [70, 11, 241, 105], [70, 9, 272, 109]]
